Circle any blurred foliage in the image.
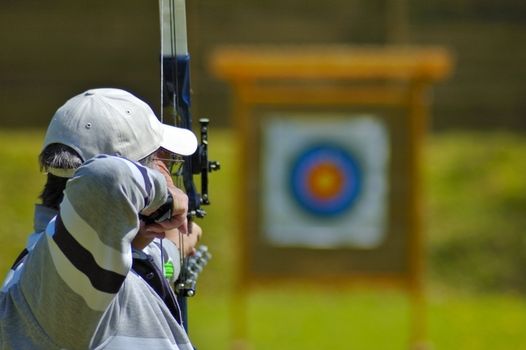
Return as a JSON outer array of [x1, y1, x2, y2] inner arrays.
[[425, 131, 526, 293]]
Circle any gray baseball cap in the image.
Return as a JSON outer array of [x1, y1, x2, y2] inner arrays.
[[43, 88, 198, 166]]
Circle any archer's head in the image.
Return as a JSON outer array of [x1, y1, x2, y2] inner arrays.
[[41, 88, 197, 177]]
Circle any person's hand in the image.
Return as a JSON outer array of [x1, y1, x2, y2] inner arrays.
[[144, 159, 189, 232], [165, 222, 203, 257], [133, 159, 188, 248]]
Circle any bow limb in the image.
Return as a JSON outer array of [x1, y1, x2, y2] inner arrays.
[[159, 0, 194, 332], [159, 0, 219, 333]]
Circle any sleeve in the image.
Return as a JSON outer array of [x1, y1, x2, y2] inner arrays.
[[56, 155, 169, 304], [18, 155, 170, 347]]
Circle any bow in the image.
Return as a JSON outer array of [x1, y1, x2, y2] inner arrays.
[[159, 0, 219, 331]]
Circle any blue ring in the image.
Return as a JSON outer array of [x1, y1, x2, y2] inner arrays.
[[289, 143, 362, 217]]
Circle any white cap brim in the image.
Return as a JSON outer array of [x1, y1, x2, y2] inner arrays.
[[160, 124, 198, 156]]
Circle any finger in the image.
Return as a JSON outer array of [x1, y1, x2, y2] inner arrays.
[[178, 217, 188, 235], [141, 223, 165, 233], [188, 247, 197, 257], [194, 223, 202, 241], [140, 229, 166, 240], [164, 228, 180, 242], [169, 187, 188, 213], [151, 215, 186, 232]]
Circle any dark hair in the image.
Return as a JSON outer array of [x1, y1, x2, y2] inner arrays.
[[38, 144, 83, 209], [38, 143, 157, 209], [39, 143, 83, 173], [40, 174, 69, 209]]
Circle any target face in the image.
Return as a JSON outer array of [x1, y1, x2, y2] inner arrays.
[[290, 144, 362, 217], [261, 114, 390, 249]]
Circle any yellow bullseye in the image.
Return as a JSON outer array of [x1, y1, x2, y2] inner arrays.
[[307, 163, 344, 200]]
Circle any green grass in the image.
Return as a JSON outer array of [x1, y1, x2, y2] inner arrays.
[[188, 288, 526, 350], [1, 129, 526, 349], [425, 132, 526, 293], [0, 130, 45, 274]]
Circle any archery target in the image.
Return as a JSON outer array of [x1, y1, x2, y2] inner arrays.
[[289, 143, 362, 217], [261, 114, 390, 249]]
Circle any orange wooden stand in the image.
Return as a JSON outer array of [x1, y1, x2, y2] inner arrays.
[[210, 45, 453, 349]]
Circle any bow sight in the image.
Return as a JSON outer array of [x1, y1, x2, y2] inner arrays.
[[191, 118, 221, 217]]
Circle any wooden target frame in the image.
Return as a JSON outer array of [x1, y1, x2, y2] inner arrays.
[[210, 45, 453, 349]]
